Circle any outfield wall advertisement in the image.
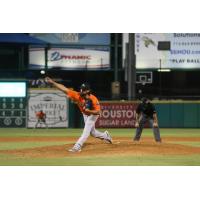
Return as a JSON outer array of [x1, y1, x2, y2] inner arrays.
[[29, 48, 110, 69], [30, 33, 110, 45], [28, 90, 68, 128], [135, 33, 200, 69], [96, 102, 138, 128]]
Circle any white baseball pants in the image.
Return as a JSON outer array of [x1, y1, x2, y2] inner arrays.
[[75, 114, 108, 147]]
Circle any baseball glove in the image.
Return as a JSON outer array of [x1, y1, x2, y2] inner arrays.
[[85, 99, 93, 110]]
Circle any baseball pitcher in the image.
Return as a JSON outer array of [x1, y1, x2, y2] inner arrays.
[[45, 77, 112, 152]]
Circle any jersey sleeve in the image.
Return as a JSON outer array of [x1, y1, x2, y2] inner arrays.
[[66, 89, 79, 101], [92, 97, 100, 111]]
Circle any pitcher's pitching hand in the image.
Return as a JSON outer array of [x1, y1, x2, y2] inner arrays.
[[45, 77, 54, 84]]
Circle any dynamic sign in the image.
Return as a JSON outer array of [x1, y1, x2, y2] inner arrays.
[[29, 48, 110, 69]]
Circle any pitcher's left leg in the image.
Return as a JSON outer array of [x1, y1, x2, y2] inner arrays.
[[90, 126, 112, 144]]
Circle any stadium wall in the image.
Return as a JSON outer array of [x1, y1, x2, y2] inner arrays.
[[155, 102, 200, 128], [68, 101, 200, 128]]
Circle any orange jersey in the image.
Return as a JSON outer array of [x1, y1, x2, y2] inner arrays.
[[67, 89, 100, 115], [36, 111, 46, 119]]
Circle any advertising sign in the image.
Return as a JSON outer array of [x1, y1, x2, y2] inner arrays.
[[135, 33, 200, 69], [28, 90, 68, 128], [30, 33, 110, 45], [96, 102, 138, 128], [29, 47, 110, 69]]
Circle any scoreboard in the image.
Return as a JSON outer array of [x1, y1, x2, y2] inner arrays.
[[0, 82, 27, 127]]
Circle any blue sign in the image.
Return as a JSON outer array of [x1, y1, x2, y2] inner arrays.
[[31, 33, 110, 45]]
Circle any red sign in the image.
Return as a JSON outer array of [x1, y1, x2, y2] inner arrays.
[[96, 102, 138, 128]]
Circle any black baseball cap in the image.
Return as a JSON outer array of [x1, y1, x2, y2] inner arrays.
[[80, 83, 91, 92], [141, 97, 148, 103]]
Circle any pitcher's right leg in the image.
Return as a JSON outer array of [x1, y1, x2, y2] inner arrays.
[[69, 115, 98, 152]]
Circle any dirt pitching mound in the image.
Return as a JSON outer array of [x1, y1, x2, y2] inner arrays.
[[1, 137, 200, 158]]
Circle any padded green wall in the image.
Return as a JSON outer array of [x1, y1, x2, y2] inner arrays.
[[68, 101, 200, 128], [155, 103, 200, 128]]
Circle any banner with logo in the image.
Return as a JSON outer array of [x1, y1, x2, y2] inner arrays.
[[29, 47, 110, 69], [30, 33, 110, 45], [135, 33, 200, 69], [28, 89, 68, 128], [96, 102, 138, 128]]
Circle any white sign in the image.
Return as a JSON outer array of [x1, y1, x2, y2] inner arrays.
[[28, 89, 68, 128], [135, 33, 200, 69], [0, 82, 26, 97], [29, 48, 110, 69]]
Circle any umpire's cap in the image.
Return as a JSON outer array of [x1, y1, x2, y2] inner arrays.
[[80, 83, 91, 92], [141, 97, 148, 103]]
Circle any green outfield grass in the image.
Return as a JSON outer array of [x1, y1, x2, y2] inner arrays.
[[1, 154, 200, 166], [0, 128, 200, 166], [0, 128, 200, 137]]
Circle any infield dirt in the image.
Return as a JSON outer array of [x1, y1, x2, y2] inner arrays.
[[0, 136, 200, 158]]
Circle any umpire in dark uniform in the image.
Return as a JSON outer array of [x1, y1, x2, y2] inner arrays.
[[134, 97, 161, 142]]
